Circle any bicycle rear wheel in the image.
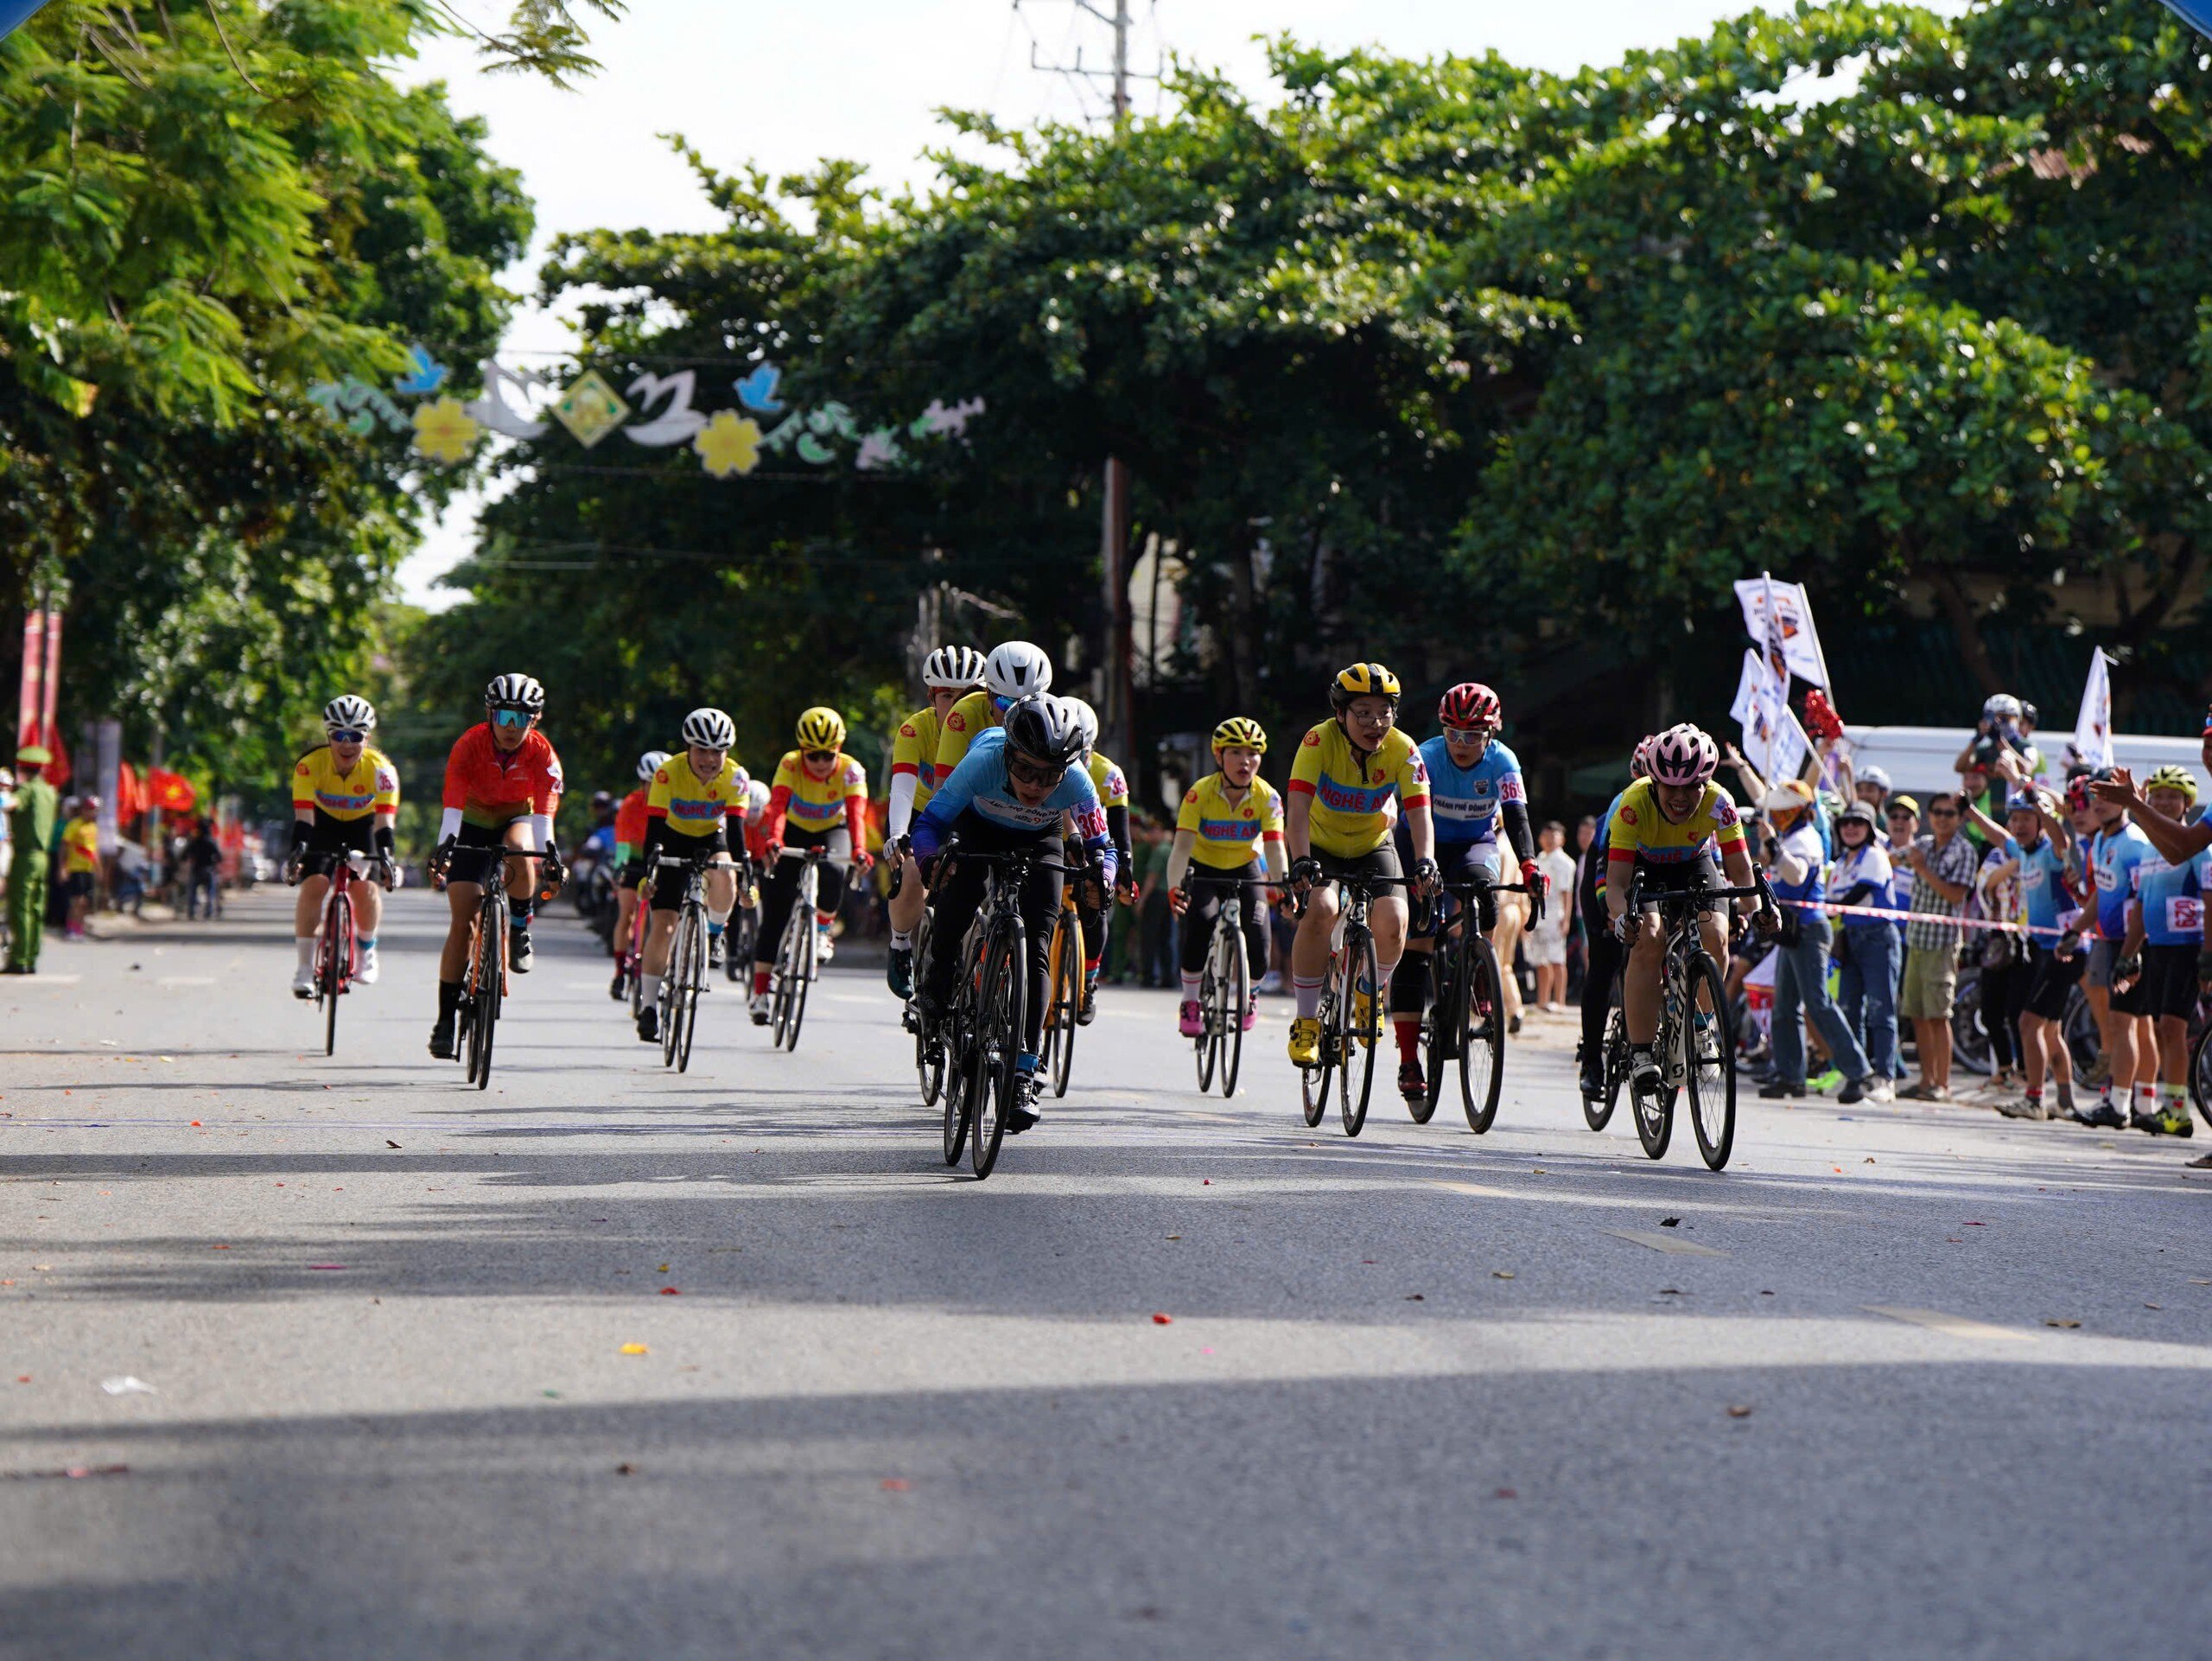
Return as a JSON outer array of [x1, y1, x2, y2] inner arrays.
[[1194, 953, 1219, 1093], [970, 922, 1024, 1180], [770, 907, 803, 1047], [779, 879, 817, 1053], [1588, 1007, 1626, 1131], [1459, 933, 1505, 1133], [1047, 913, 1079, 1098], [470, 897, 504, 1091], [1338, 929, 1379, 1137], [1632, 983, 1675, 1158], [321, 889, 351, 1058], [1300, 1004, 1332, 1127], [675, 905, 706, 1073], [1217, 926, 1248, 1098], [940, 1025, 970, 1165], [1683, 951, 1735, 1169], [2191, 1016, 2212, 1129], [1415, 944, 1451, 1126]]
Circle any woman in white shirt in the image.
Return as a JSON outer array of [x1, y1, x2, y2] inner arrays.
[[1827, 800, 1898, 1085]]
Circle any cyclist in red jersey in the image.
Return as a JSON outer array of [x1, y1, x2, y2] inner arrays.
[[428, 674, 566, 1059]]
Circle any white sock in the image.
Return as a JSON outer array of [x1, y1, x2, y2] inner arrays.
[[640, 974, 661, 1005], [891, 929, 913, 951], [1180, 971, 1202, 1000], [296, 937, 315, 970]]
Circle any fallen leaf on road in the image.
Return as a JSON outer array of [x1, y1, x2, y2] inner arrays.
[[880, 1479, 909, 1491], [542, 1390, 561, 1398], [2145, 1302, 2162, 1310], [1962, 1221, 1986, 1226], [1727, 1405, 1753, 1418], [210, 1244, 230, 1251], [307, 1264, 345, 1271], [386, 1141, 401, 1149], [188, 1121, 200, 1128], [2190, 1279, 2212, 1286], [1404, 1294, 1425, 1301], [658, 1287, 681, 1296], [15, 1375, 29, 1383], [1494, 1487, 1516, 1499], [1660, 1217, 1681, 1227], [615, 1463, 635, 1475], [99, 1377, 156, 1396], [1165, 1235, 1180, 1241], [1864, 1157, 1876, 1164], [1492, 1270, 1515, 1280], [619, 1343, 649, 1355], [1151, 1313, 1173, 1325], [1202, 1179, 1211, 1186], [2044, 1319, 2081, 1329], [658, 1263, 670, 1273]]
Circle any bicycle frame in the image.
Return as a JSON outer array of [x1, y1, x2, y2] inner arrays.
[[931, 839, 1053, 1180]]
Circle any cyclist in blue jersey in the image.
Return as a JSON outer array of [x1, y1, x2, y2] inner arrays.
[[1387, 683, 1541, 1104], [1574, 734, 1655, 1100], [2117, 767, 2207, 1137], [910, 695, 1114, 1131], [2054, 773, 2157, 1128], [1976, 788, 2079, 1121]]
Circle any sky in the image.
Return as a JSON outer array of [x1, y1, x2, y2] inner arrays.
[[395, 0, 1867, 607]]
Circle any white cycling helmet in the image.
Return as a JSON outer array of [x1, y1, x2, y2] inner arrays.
[[637, 748, 671, 782], [485, 673, 545, 713], [923, 645, 988, 691], [1062, 696, 1100, 755], [747, 777, 772, 813], [1983, 693, 2023, 721], [681, 707, 736, 749], [1647, 723, 1719, 787], [985, 640, 1052, 702], [322, 695, 376, 735]]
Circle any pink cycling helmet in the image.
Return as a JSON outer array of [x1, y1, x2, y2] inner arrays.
[[1630, 735, 1656, 780], [1439, 682, 1502, 730], [1647, 723, 1719, 787]]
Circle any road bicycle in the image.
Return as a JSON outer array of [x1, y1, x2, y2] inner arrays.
[[610, 879, 649, 1009], [1415, 875, 1539, 1133], [1618, 867, 1774, 1170], [435, 842, 557, 1091], [724, 860, 759, 983], [650, 849, 732, 1073], [1185, 871, 1262, 1098], [1037, 854, 1096, 1099], [769, 845, 830, 1053], [923, 841, 1048, 1181], [1295, 868, 1402, 1137], [303, 850, 392, 1057]]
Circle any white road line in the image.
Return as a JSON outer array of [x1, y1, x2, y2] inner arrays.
[[1864, 1305, 2034, 1342], [158, 976, 217, 987], [1605, 1227, 1729, 1257]]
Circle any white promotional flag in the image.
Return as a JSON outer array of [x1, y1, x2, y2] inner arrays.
[[1731, 650, 1808, 781], [2072, 647, 2114, 769], [1734, 575, 1832, 689]]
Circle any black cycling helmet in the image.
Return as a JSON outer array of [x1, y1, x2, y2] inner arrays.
[[1001, 693, 1086, 771]]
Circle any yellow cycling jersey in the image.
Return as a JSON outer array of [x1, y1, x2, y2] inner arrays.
[[933, 689, 995, 778], [1177, 772, 1285, 871], [1086, 750, 1129, 811], [771, 748, 867, 831], [1605, 777, 1746, 866], [892, 704, 944, 809], [291, 745, 399, 823], [1287, 721, 1430, 858], [647, 752, 748, 840]]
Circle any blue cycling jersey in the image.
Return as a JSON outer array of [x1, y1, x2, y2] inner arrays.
[[2000, 835, 2070, 934], [912, 728, 1116, 886], [2135, 846, 2209, 946], [2089, 824, 2154, 940], [1418, 736, 1525, 846]]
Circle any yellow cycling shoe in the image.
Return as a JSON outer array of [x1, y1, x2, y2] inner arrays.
[[1287, 1016, 1322, 1068], [1352, 988, 1377, 1047]]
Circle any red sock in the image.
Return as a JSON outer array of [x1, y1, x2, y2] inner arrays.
[[1394, 1019, 1421, 1066], [752, 968, 770, 997]]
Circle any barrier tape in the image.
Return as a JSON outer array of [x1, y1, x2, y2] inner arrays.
[[1778, 896, 2075, 939]]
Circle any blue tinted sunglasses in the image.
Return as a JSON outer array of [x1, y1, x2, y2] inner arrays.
[[328, 729, 369, 744], [491, 707, 531, 729]]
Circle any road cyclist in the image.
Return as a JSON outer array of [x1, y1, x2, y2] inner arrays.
[[907, 693, 1115, 1134], [1166, 716, 1286, 1045], [750, 706, 872, 1025], [1060, 696, 1135, 1023], [1282, 662, 1440, 1074], [885, 645, 988, 997], [426, 674, 565, 1060], [634, 711, 748, 1045], [284, 694, 399, 999], [608, 748, 670, 1002], [1575, 735, 1656, 1104]]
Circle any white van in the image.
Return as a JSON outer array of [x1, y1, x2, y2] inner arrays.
[[1840, 724, 2206, 799]]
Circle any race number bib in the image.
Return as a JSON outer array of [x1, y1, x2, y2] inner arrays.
[[2168, 895, 2202, 935]]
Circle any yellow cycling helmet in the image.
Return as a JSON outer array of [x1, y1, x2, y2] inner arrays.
[[2145, 764, 2199, 804], [1329, 662, 1402, 711], [1212, 716, 1268, 755], [795, 706, 846, 752]]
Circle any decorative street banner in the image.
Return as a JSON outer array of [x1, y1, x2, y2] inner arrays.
[[307, 349, 985, 480]]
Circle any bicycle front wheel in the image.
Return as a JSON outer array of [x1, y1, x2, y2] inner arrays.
[[676, 906, 707, 1072], [321, 889, 351, 1058], [1414, 945, 1450, 1126], [2190, 1016, 2212, 1129], [1338, 929, 1379, 1137], [1217, 925, 1248, 1099], [779, 887, 816, 1053], [1683, 951, 1735, 1170], [1459, 933, 1505, 1134], [470, 894, 505, 1090], [970, 920, 1025, 1180], [1194, 953, 1219, 1093], [1048, 913, 1079, 1098], [1588, 1008, 1626, 1132]]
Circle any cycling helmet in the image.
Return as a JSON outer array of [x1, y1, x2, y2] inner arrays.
[[923, 645, 988, 691], [680, 708, 735, 750], [747, 777, 771, 813], [1062, 696, 1101, 754], [2003, 791, 2041, 816], [637, 748, 671, 782], [1838, 800, 1878, 829], [1647, 723, 1719, 787], [1438, 682, 1501, 730], [2019, 701, 2038, 726], [1329, 661, 1402, 711], [1001, 694, 1085, 771], [985, 640, 1052, 702], [794, 706, 846, 752], [1983, 693, 2022, 722], [1630, 735, 1657, 780], [322, 695, 376, 735], [1212, 716, 1268, 754], [1859, 764, 1891, 792], [2145, 764, 2199, 804], [485, 673, 545, 714], [2065, 775, 2097, 813], [590, 789, 614, 811]]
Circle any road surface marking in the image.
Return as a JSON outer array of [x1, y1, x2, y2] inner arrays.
[[1605, 1228, 1728, 1257], [1864, 1305, 2032, 1342], [159, 976, 216, 987]]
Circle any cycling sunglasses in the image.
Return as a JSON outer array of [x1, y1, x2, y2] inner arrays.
[[1443, 725, 1496, 744], [802, 748, 837, 764], [490, 707, 532, 729], [1006, 754, 1065, 789], [328, 729, 369, 744], [991, 695, 1016, 715]]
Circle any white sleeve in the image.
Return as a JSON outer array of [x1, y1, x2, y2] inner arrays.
[[438, 807, 462, 843], [527, 813, 554, 850], [887, 772, 918, 840]]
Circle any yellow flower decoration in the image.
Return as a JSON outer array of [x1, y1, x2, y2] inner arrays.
[[411, 397, 480, 464], [695, 410, 762, 479]]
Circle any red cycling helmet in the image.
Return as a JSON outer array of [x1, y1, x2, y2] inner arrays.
[[1439, 682, 1502, 730]]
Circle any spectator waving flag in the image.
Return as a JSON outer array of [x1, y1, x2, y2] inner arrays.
[[2072, 647, 2115, 769], [1730, 649, 1809, 780], [1734, 576, 1832, 689]]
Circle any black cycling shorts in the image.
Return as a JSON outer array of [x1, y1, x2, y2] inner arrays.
[[1313, 843, 1404, 892], [2138, 943, 2201, 1021], [646, 834, 727, 913], [2020, 941, 2084, 1021], [445, 819, 524, 888], [301, 811, 375, 879], [1628, 853, 1724, 908]]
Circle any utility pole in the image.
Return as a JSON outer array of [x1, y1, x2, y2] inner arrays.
[[1027, 0, 1153, 765]]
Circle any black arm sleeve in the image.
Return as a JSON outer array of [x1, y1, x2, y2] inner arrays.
[[1836, 880, 1881, 908], [639, 818, 665, 869], [373, 824, 395, 857], [1106, 804, 1131, 863], [289, 819, 310, 852], [1499, 799, 1535, 868]]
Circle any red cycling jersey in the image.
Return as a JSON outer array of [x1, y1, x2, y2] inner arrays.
[[613, 786, 649, 849], [442, 723, 564, 827]]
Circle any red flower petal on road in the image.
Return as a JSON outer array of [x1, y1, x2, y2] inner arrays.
[[658, 1286, 681, 1296], [1151, 1313, 1173, 1325]]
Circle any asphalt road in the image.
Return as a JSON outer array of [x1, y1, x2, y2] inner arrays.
[[3, 888, 2209, 1660]]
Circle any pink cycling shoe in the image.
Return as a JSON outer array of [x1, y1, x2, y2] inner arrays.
[[1241, 996, 1257, 1033], [1178, 999, 1203, 1038]]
